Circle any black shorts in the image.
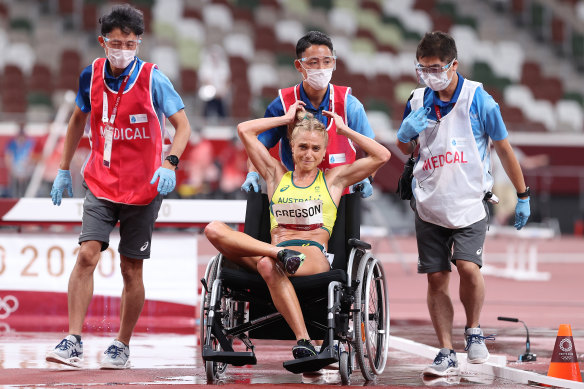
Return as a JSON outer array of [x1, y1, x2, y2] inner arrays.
[[411, 198, 488, 274], [79, 182, 163, 259]]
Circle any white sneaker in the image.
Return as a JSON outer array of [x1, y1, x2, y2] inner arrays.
[[465, 327, 495, 364], [422, 348, 459, 376], [100, 339, 131, 369], [46, 335, 83, 368]]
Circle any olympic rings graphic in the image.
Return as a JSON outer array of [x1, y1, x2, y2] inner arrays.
[[0, 295, 19, 319]]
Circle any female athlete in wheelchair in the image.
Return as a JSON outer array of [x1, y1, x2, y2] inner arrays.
[[203, 100, 391, 381]]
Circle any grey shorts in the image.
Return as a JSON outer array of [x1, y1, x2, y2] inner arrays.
[[411, 198, 488, 273], [79, 183, 163, 259]]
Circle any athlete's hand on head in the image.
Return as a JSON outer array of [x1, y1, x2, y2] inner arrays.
[[241, 172, 260, 193], [284, 100, 306, 124], [322, 110, 348, 133], [514, 197, 530, 230], [150, 167, 176, 196], [397, 106, 431, 143], [51, 169, 73, 206]]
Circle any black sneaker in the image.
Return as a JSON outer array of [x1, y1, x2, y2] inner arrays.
[[293, 339, 317, 359], [277, 249, 305, 274]]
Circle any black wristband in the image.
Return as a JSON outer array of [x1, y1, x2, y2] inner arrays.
[[517, 186, 530, 198]]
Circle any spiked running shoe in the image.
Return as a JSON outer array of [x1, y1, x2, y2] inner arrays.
[[46, 335, 83, 368], [100, 339, 131, 369], [277, 249, 305, 274], [422, 348, 459, 376], [465, 327, 495, 364], [293, 339, 317, 359]]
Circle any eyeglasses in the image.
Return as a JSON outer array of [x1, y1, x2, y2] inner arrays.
[[415, 58, 456, 75], [299, 55, 337, 69], [103, 37, 141, 50]]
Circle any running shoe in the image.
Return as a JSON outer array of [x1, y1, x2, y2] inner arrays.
[[100, 339, 131, 369], [46, 335, 83, 368], [292, 339, 317, 359], [422, 348, 459, 376], [277, 249, 305, 274], [465, 327, 495, 364]]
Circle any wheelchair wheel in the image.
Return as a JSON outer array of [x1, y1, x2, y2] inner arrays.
[[339, 351, 350, 385], [200, 255, 220, 354], [200, 255, 229, 381], [354, 255, 390, 380]]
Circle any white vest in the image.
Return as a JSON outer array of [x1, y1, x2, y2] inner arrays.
[[411, 80, 489, 229]]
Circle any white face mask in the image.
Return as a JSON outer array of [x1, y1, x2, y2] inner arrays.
[[106, 47, 136, 69], [303, 68, 333, 90], [420, 70, 453, 91]]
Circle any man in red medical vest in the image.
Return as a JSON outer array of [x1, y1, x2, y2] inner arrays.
[[46, 4, 190, 370], [241, 31, 376, 196]]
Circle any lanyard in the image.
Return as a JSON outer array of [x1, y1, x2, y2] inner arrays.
[[434, 104, 441, 121], [102, 61, 135, 168], [434, 102, 455, 121]]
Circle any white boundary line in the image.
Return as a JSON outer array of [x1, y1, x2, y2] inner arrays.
[[389, 335, 584, 389]]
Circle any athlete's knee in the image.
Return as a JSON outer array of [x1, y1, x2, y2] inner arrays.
[[204, 221, 228, 245], [257, 257, 280, 283]]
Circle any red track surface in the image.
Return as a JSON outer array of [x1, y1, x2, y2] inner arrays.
[[0, 236, 583, 387]]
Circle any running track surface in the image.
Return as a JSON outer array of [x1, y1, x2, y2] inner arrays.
[[0, 235, 582, 387]]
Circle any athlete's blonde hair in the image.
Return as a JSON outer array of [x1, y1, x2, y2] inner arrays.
[[289, 111, 328, 146]]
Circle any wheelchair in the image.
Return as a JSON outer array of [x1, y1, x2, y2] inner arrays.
[[200, 192, 390, 384]]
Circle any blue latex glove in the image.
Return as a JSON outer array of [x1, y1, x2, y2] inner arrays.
[[397, 106, 431, 143], [51, 169, 73, 206], [150, 167, 176, 196], [241, 172, 260, 193], [514, 197, 530, 230], [353, 178, 373, 198]]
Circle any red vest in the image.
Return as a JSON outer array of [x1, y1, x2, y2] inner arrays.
[[279, 83, 355, 194], [83, 58, 163, 205]]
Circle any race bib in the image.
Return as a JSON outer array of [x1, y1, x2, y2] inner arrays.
[[272, 199, 323, 230]]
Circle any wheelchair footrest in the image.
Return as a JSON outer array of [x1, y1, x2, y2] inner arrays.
[[202, 346, 257, 366], [283, 354, 338, 374]]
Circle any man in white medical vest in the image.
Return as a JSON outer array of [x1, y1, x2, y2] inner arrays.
[[396, 31, 531, 377]]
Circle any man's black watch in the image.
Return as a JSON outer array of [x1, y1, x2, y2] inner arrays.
[[165, 155, 179, 169], [517, 186, 530, 198]]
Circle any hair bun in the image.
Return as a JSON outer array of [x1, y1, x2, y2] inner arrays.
[[296, 110, 313, 121]]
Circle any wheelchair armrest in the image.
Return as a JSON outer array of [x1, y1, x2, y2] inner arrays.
[[348, 238, 371, 251]]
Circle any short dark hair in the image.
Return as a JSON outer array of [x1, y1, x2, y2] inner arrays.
[[99, 3, 144, 36], [296, 31, 333, 58], [416, 31, 457, 63]]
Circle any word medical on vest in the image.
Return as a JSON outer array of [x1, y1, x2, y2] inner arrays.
[[272, 199, 323, 230], [422, 150, 468, 171], [99, 124, 151, 141]]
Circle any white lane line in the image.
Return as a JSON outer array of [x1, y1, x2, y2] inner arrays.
[[389, 335, 584, 389]]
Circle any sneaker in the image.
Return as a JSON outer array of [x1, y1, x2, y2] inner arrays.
[[100, 339, 130, 369], [465, 327, 495, 364], [46, 335, 83, 368], [292, 339, 317, 359], [422, 348, 459, 376], [277, 249, 305, 275]]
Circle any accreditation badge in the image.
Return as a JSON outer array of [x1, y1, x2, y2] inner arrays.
[[103, 123, 113, 168]]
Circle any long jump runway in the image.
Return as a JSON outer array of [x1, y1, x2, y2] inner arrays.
[[0, 239, 583, 388]]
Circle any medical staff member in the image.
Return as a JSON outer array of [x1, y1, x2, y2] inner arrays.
[[241, 30, 376, 197], [396, 31, 530, 377], [46, 3, 190, 370]]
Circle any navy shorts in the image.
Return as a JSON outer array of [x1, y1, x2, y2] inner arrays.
[[411, 197, 488, 273], [79, 183, 163, 259]]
